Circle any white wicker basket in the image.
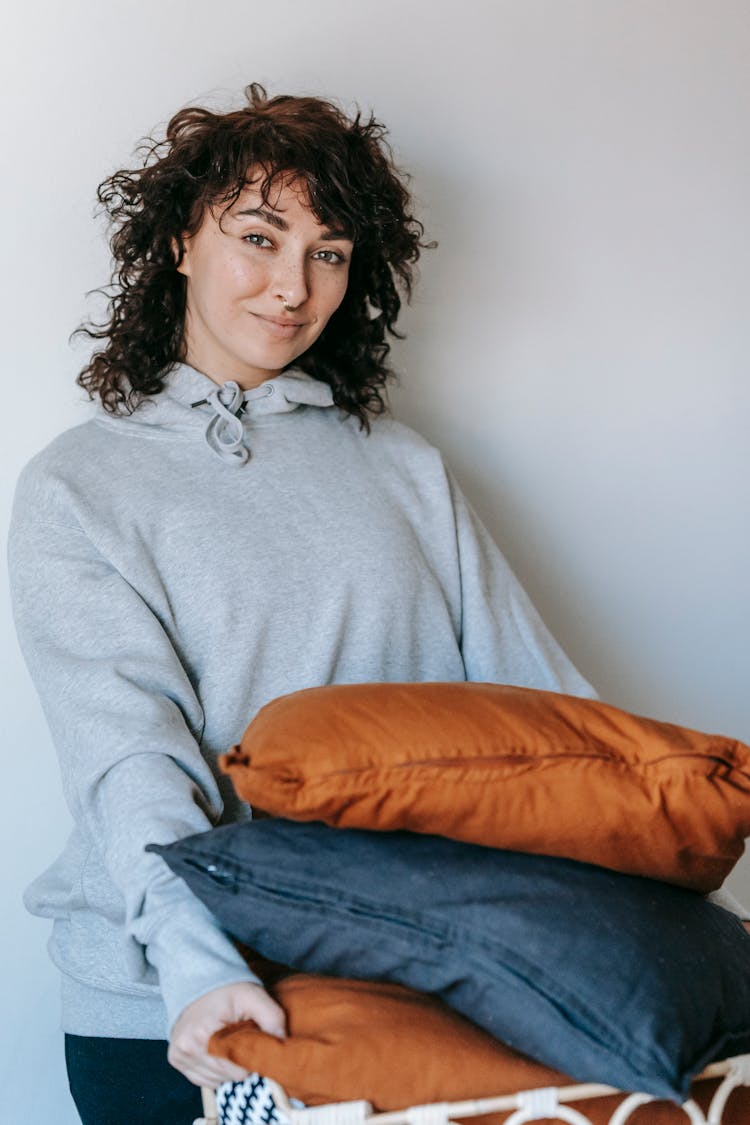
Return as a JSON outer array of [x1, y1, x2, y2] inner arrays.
[[194, 1054, 750, 1125]]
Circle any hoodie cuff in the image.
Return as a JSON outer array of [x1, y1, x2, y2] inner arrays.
[[144, 897, 263, 1035]]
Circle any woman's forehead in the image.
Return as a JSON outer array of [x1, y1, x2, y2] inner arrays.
[[234, 171, 312, 212], [213, 170, 352, 239]]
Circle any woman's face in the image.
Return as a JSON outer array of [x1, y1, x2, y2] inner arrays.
[[176, 173, 353, 388]]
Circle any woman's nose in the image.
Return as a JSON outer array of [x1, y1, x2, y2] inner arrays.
[[272, 253, 310, 311]]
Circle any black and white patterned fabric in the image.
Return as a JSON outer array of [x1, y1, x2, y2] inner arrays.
[[217, 1074, 292, 1125]]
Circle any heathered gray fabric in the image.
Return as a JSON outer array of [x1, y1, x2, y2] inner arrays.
[[9, 361, 601, 1039]]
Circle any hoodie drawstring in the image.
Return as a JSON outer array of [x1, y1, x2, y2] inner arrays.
[[197, 381, 250, 466], [184, 372, 324, 465]]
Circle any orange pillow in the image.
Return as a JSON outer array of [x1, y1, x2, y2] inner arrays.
[[210, 973, 569, 1108], [220, 682, 750, 891], [209, 973, 750, 1125]]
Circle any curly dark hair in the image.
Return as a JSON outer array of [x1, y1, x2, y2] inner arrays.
[[75, 83, 430, 427]]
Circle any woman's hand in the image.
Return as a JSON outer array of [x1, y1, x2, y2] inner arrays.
[[168, 981, 286, 1087]]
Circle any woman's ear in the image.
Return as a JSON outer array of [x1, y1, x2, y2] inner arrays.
[[172, 236, 189, 276]]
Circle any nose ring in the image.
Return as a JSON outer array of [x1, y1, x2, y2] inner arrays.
[[279, 296, 298, 313]]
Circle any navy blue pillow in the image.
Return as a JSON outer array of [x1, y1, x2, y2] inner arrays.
[[149, 821, 750, 1101]]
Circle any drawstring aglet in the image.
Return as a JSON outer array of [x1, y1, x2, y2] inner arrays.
[[191, 397, 246, 415]]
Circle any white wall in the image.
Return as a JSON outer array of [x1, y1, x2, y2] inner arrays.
[[2, 2, 748, 1120]]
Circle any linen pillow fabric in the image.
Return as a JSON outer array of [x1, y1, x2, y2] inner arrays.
[[211, 974, 571, 1107], [219, 682, 750, 892], [210, 974, 750, 1125], [149, 820, 750, 1101]]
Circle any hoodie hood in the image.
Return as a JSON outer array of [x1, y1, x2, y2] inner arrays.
[[96, 363, 335, 466]]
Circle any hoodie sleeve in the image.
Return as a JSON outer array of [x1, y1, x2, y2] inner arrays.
[[8, 484, 261, 1034], [445, 468, 597, 698]]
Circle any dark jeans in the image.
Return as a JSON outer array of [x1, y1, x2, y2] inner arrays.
[[64, 1034, 204, 1125]]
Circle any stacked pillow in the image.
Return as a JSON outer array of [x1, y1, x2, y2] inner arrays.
[[151, 819, 750, 1102], [150, 682, 750, 1102], [219, 681, 750, 891], [211, 973, 573, 1108], [208, 973, 750, 1125]]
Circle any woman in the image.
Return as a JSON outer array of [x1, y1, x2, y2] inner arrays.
[[9, 85, 596, 1125]]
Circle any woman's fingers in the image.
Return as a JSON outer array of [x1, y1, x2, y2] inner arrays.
[[168, 1045, 248, 1088], [233, 985, 286, 1040], [169, 980, 286, 1087]]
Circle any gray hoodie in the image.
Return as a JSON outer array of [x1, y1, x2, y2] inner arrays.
[[9, 362, 601, 1039]]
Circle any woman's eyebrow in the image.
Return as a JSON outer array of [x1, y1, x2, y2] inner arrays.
[[235, 206, 288, 230], [234, 206, 351, 240]]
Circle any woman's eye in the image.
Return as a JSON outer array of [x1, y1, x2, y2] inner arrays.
[[312, 249, 347, 264], [243, 233, 274, 248]]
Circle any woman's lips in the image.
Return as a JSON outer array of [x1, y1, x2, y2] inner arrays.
[[251, 312, 306, 339]]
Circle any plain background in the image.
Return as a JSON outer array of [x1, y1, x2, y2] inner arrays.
[[2, 2, 748, 1121]]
